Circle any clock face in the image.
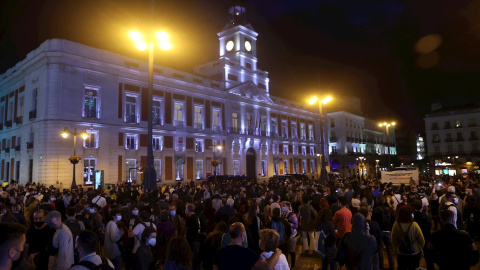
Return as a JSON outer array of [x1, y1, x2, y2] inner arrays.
[[245, 40, 252, 52], [226, 41, 234, 51]]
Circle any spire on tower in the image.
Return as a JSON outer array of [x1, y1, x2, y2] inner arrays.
[[229, 0, 246, 25]]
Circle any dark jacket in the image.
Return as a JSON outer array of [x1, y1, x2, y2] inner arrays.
[[429, 223, 479, 270], [414, 211, 432, 245], [299, 203, 317, 231], [343, 214, 377, 270]]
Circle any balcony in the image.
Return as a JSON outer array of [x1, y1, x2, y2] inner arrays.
[[175, 144, 185, 152], [83, 109, 100, 119], [227, 126, 239, 134], [26, 142, 34, 149], [469, 136, 479, 141], [152, 117, 163, 126], [330, 151, 338, 156], [444, 124, 452, 129], [15, 145, 20, 151], [125, 114, 138, 123], [126, 143, 138, 150], [455, 137, 465, 142], [195, 145, 204, 152], [15, 116, 23, 125], [330, 136, 338, 142], [84, 142, 98, 149], [270, 132, 279, 138], [260, 130, 267, 137], [193, 123, 203, 130], [282, 133, 288, 139], [212, 126, 222, 133], [174, 120, 185, 129], [153, 144, 162, 151], [5, 120, 12, 128], [4, 148, 10, 153], [431, 125, 439, 130], [445, 138, 453, 142], [246, 129, 255, 135], [29, 110, 36, 120]]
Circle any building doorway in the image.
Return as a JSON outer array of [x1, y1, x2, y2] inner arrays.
[[246, 147, 256, 180]]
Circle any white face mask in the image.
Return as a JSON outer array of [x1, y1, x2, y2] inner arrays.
[[148, 238, 156, 246], [116, 215, 122, 222], [90, 208, 96, 214], [453, 197, 459, 204], [132, 210, 139, 216]]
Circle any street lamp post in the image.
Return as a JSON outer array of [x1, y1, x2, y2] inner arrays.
[[129, 29, 171, 192], [309, 96, 332, 183], [212, 145, 222, 182], [61, 127, 89, 190], [379, 122, 395, 170]]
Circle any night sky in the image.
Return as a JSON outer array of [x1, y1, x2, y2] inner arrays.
[[2, 0, 480, 132]]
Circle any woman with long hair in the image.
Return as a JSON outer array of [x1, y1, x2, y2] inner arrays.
[[201, 222, 228, 270], [164, 236, 193, 270], [281, 201, 298, 269], [245, 203, 262, 254], [391, 205, 425, 270]]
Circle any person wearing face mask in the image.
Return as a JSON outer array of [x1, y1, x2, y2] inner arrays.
[[104, 209, 125, 270], [0, 222, 29, 270], [136, 227, 157, 270], [45, 211, 75, 270], [440, 192, 464, 229], [168, 204, 186, 236], [25, 209, 55, 270], [70, 230, 115, 270]]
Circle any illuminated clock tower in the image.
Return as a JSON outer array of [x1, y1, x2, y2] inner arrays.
[[194, 0, 269, 93]]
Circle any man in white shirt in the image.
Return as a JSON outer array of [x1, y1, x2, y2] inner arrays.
[[45, 211, 75, 270], [91, 191, 106, 209], [70, 230, 114, 270]]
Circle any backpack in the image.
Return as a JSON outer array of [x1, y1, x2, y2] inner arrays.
[[440, 203, 464, 230], [271, 220, 286, 244], [398, 222, 415, 254], [73, 256, 114, 270], [64, 219, 82, 246], [316, 226, 328, 257]]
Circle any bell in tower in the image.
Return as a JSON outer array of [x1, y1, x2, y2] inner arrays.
[[229, 0, 246, 25]]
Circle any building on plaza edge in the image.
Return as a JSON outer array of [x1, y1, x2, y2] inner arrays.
[[424, 103, 480, 176], [0, 2, 396, 187]]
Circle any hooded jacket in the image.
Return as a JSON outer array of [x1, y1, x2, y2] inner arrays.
[[343, 213, 377, 270]]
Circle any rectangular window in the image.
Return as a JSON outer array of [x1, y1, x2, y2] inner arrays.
[[261, 160, 267, 177], [212, 108, 221, 130], [153, 136, 163, 151], [125, 95, 138, 123], [456, 120, 462, 128], [0, 106, 4, 125], [196, 160, 203, 180], [310, 147, 315, 156], [291, 122, 298, 138], [300, 123, 306, 140], [260, 117, 267, 135], [174, 103, 184, 127], [84, 130, 99, 148], [233, 160, 240, 175], [274, 162, 278, 175], [310, 160, 315, 174], [152, 99, 163, 125], [283, 145, 288, 155], [83, 158, 96, 185], [194, 105, 203, 130], [302, 160, 307, 174], [154, 159, 162, 181], [302, 146, 306, 156], [330, 118, 335, 127], [284, 160, 288, 174], [308, 124, 314, 140], [281, 120, 288, 138], [231, 112, 238, 133], [294, 161, 298, 174], [175, 137, 185, 152], [271, 119, 277, 137], [18, 96, 24, 117], [126, 159, 136, 182], [195, 139, 204, 152], [273, 143, 279, 155], [32, 88, 38, 111], [176, 162, 184, 181], [126, 134, 138, 150], [84, 88, 99, 119]]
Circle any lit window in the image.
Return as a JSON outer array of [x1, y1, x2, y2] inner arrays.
[[194, 106, 203, 130], [84, 87, 99, 119], [83, 158, 97, 185], [196, 160, 203, 180], [212, 108, 221, 131], [261, 160, 267, 177], [153, 136, 163, 151], [152, 99, 163, 125], [126, 134, 138, 150], [154, 159, 162, 181], [174, 103, 184, 127], [195, 139, 204, 152], [125, 95, 138, 123], [126, 159, 137, 182], [233, 160, 240, 175], [84, 130, 99, 149]]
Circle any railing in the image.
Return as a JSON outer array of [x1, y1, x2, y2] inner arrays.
[[26, 142, 34, 149], [212, 126, 223, 133], [83, 109, 100, 119], [270, 132, 279, 138], [153, 145, 162, 151], [445, 138, 453, 142], [15, 116, 23, 124], [29, 110, 36, 120], [175, 144, 185, 152], [455, 137, 464, 141], [193, 123, 203, 130], [227, 127, 239, 134], [4, 148, 10, 153], [282, 133, 288, 139], [152, 117, 162, 126], [15, 145, 20, 151], [431, 126, 439, 130], [125, 114, 138, 123], [174, 120, 185, 128], [195, 145, 204, 152], [126, 143, 138, 150], [84, 141, 98, 148], [469, 136, 479, 141], [5, 120, 12, 127]]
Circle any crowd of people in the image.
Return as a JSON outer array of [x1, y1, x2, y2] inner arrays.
[[0, 173, 480, 270]]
